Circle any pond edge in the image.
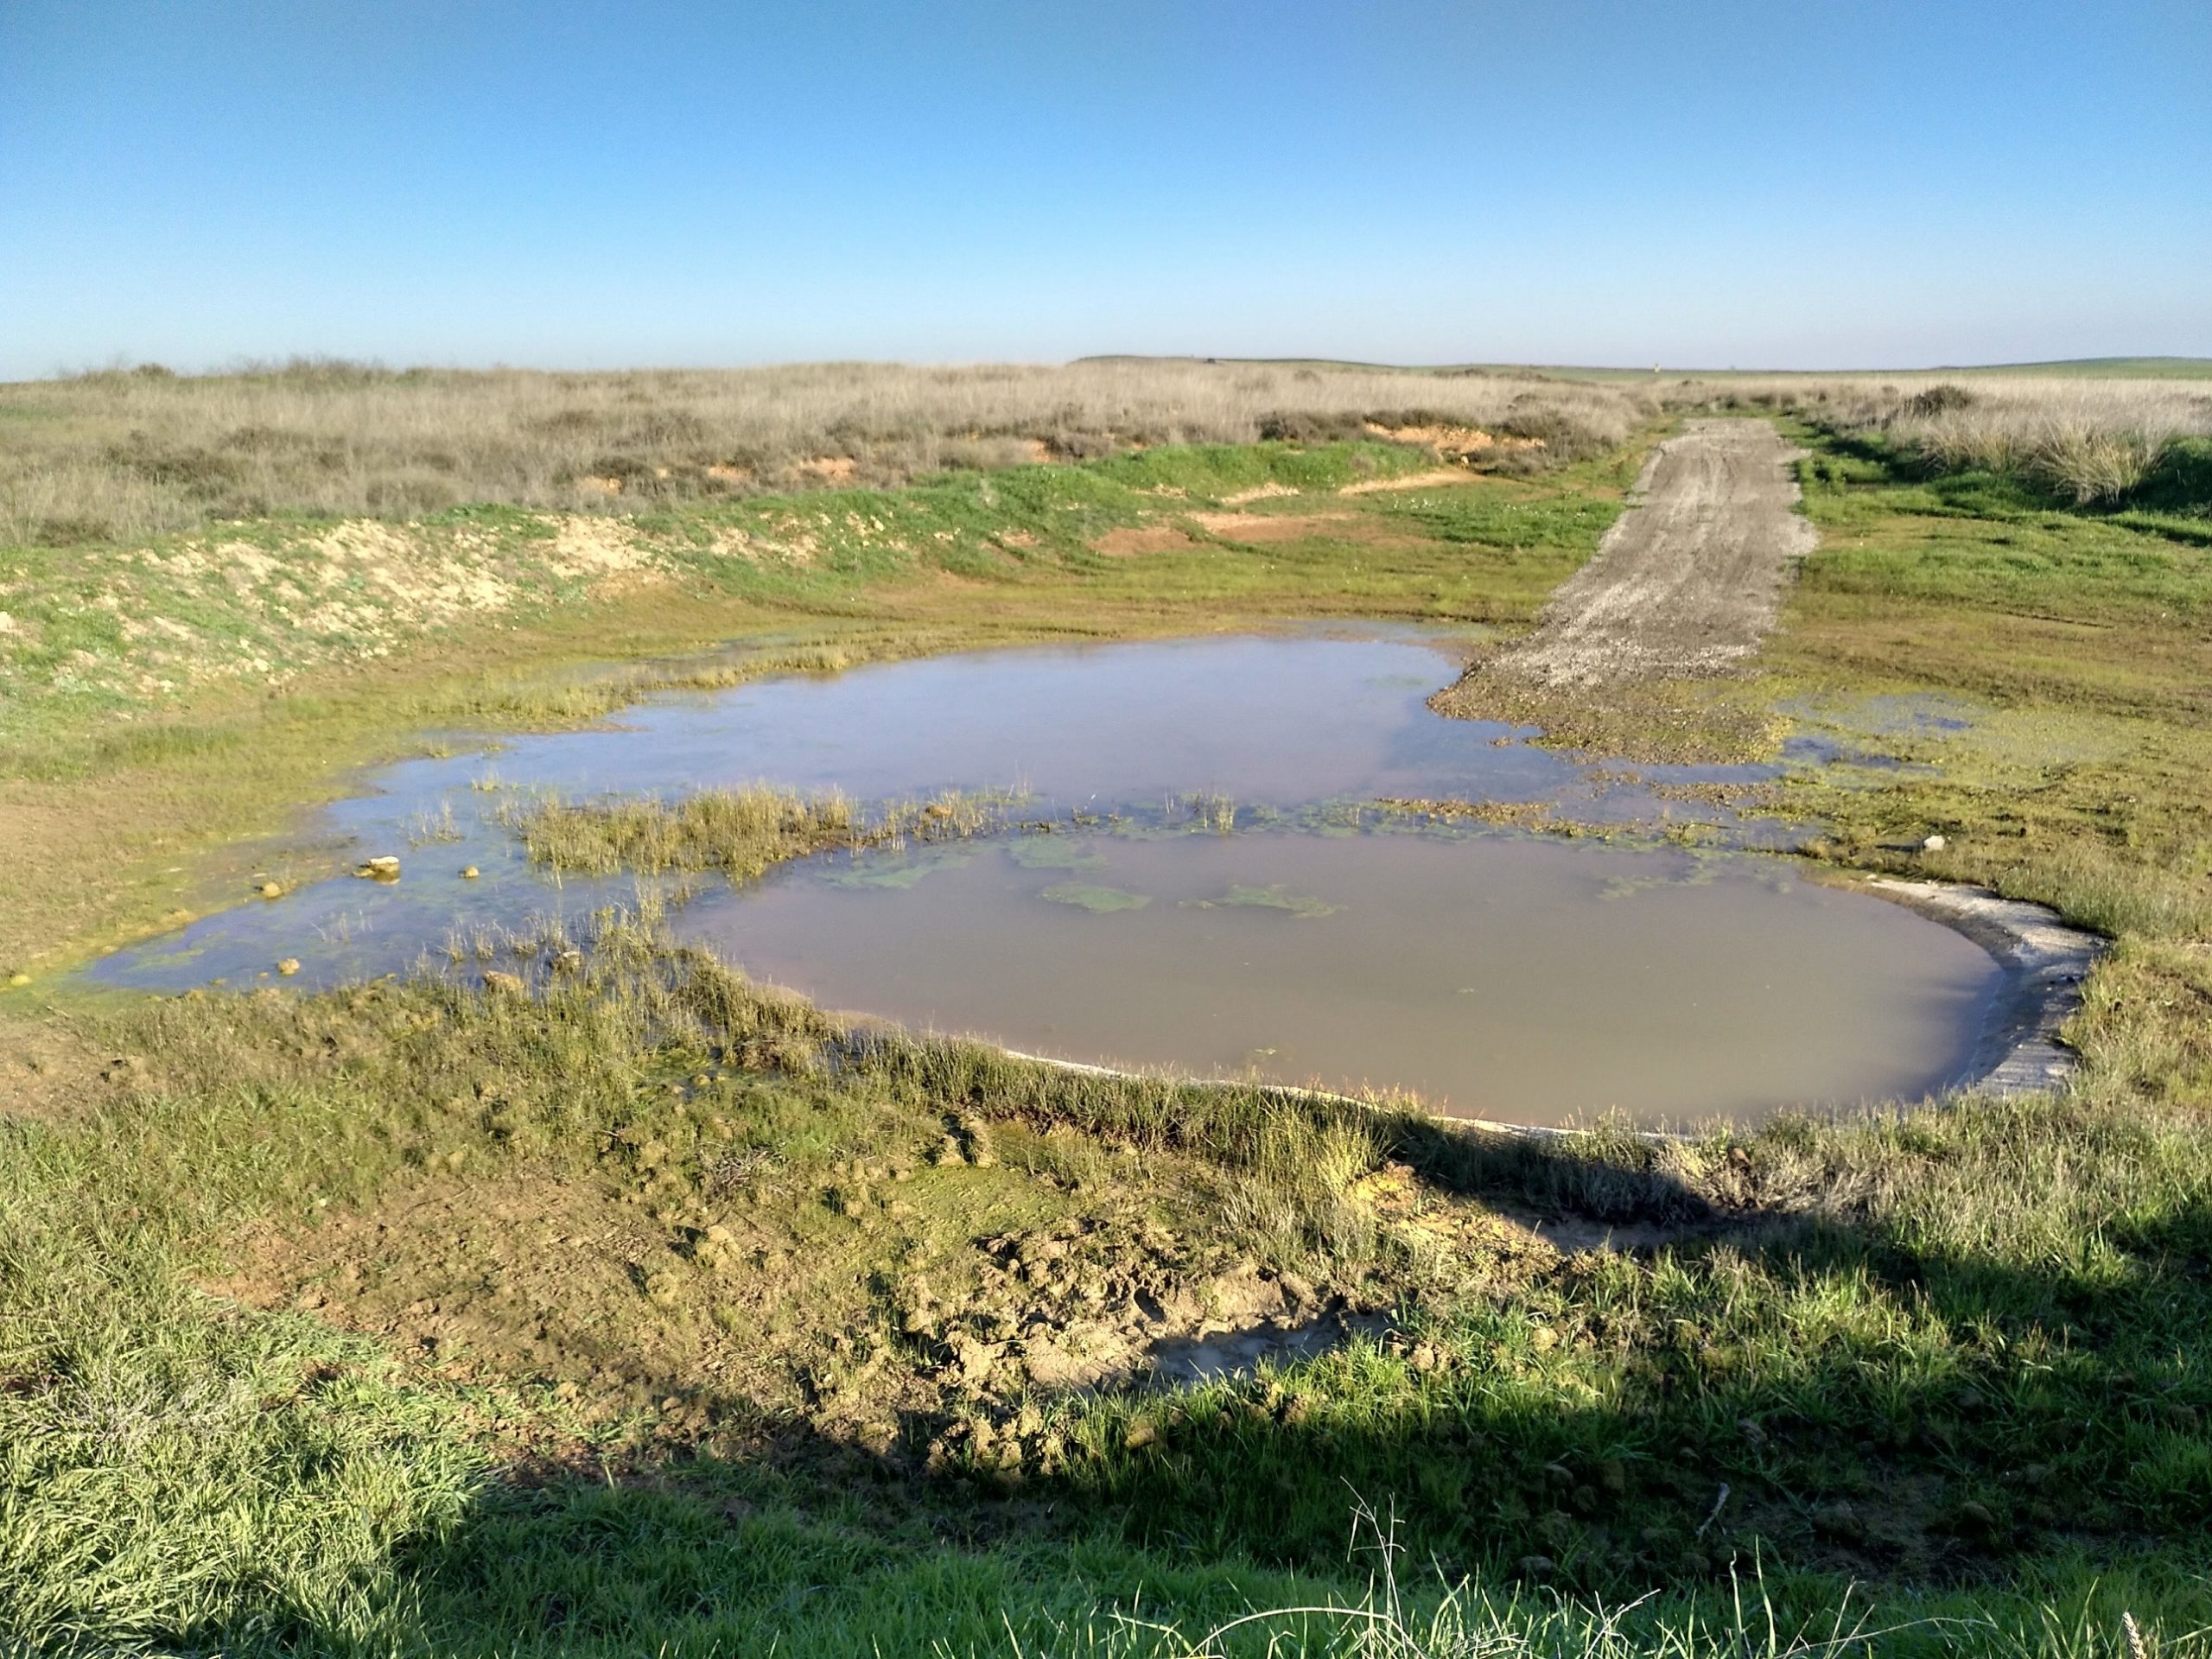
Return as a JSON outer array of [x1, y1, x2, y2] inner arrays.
[[1854, 874, 2104, 1099]]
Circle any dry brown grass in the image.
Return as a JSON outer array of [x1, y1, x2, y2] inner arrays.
[[1661, 372, 2212, 505], [0, 358, 1649, 548]]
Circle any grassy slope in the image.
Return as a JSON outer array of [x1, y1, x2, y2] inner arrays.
[[7, 427, 2212, 1656]]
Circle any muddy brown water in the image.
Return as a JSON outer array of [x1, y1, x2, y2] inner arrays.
[[687, 832, 1998, 1127], [88, 628, 2004, 1128]]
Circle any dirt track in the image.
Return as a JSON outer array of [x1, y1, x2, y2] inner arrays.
[[1488, 418, 1816, 687]]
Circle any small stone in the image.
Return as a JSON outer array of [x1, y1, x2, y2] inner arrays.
[[461, 866, 480, 880], [482, 969, 525, 996], [1922, 834, 1947, 852], [1529, 1325, 1559, 1351], [1122, 1418, 1160, 1450], [276, 958, 301, 976], [1517, 1554, 1556, 1580], [1956, 1499, 1997, 1530], [354, 855, 402, 880], [7, 972, 29, 988], [259, 881, 283, 899]]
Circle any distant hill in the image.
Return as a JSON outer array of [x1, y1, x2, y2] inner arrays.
[[1940, 356, 2212, 379]]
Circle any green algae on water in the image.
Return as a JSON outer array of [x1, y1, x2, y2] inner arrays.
[[1185, 883, 1341, 919], [1039, 881, 1151, 913]]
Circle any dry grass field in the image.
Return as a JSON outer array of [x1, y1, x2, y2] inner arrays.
[[1669, 374, 2212, 506], [5, 359, 2203, 558], [0, 359, 1649, 548]]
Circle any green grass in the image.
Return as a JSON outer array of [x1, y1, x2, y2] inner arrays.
[[1770, 422, 2212, 939], [8, 423, 2212, 1655], [7, 916, 2212, 1653]]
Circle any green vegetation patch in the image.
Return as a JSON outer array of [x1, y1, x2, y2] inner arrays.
[[1770, 423, 2212, 941], [1185, 883, 1342, 918], [506, 785, 1007, 883], [1039, 881, 1152, 913], [1007, 836, 1108, 872]]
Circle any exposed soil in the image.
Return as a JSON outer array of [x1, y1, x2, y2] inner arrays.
[[201, 1141, 1399, 1452], [1472, 419, 1815, 689], [1188, 510, 1360, 542], [1338, 467, 1473, 495], [1088, 524, 1201, 556], [0, 1010, 128, 1123]]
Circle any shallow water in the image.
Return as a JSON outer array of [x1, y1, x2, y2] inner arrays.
[[686, 831, 1999, 1127], [89, 627, 2004, 1126]]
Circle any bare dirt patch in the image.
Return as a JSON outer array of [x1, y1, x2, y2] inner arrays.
[[1338, 467, 1474, 495], [1362, 423, 1545, 462], [1189, 511, 1361, 543], [1089, 524, 1201, 556], [1220, 481, 1300, 506], [201, 1148, 1380, 1447], [0, 1011, 125, 1124]]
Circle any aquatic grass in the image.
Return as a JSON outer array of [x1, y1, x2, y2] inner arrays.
[[506, 783, 858, 879], [504, 783, 1013, 883]]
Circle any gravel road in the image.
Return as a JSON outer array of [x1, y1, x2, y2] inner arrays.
[[1489, 418, 1816, 687]]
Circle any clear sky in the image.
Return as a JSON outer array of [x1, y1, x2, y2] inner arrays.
[[3, 0, 2208, 378]]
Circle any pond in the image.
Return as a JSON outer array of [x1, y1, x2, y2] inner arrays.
[[89, 628, 2005, 1128]]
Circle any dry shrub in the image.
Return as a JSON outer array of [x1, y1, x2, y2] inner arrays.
[[1662, 372, 2212, 507]]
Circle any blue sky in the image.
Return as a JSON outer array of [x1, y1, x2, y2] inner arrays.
[[3, 0, 2207, 377]]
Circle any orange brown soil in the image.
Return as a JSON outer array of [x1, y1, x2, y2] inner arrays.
[[1188, 510, 1362, 542], [1360, 423, 1546, 462]]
